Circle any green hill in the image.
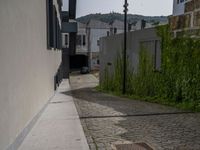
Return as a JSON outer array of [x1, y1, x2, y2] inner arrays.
[[77, 12, 168, 24]]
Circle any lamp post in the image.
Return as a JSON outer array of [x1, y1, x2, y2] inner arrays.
[[123, 0, 128, 94]]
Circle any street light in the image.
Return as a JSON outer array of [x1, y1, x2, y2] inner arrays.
[[123, 0, 128, 94]]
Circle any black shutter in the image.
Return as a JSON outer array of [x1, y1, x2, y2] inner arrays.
[[46, 0, 54, 49], [53, 6, 57, 49]]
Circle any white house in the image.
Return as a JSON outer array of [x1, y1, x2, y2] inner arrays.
[[86, 19, 110, 70], [173, 0, 187, 16], [109, 20, 124, 35], [76, 22, 88, 55], [170, 0, 200, 36]]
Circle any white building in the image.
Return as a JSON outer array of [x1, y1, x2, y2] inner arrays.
[[0, 0, 63, 149], [173, 0, 187, 16], [86, 19, 111, 70], [170, 0, 200, 37], [109, 20, 124, 35], [76, 22, 88, 55]]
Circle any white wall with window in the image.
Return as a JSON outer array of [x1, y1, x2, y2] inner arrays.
[[76, 22, 88, 54], [173, 0, 187, 16]]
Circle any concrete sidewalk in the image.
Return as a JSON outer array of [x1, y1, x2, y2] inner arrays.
[[18, 79, 89, 150]]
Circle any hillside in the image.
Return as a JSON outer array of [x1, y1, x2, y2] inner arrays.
[[77, 13, 168, 24]]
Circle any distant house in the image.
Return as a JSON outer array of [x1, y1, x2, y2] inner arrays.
[[76, 20, 131, 70], [109, 20, 124, 35], [170, 0, 200, 37], [173, 0, 187, 16], [86, 19, 110, 70], [76, 22, 88, 55]]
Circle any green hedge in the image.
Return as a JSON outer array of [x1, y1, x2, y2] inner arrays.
[[100, 25, 200, 111]]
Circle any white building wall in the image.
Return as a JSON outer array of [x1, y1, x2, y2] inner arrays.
[[90, 29, 109, 53], [76, 28, 88, 54], [173, 0, 187, 16], [0, 0, 61, 149], [89, 28, 110, 70]]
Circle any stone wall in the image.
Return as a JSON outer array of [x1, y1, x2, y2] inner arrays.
[[170, 0, 200, 37]]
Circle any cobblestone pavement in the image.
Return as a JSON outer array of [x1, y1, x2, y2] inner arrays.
[[66, 74, 200, 150]]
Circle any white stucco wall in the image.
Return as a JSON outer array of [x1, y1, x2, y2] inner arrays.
[[173, 0, 187, 16], [90, 29, 110, 53], [76, 28, 88, 54], [0, 0, 61, 149]]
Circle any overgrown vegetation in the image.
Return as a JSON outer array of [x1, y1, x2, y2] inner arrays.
[[99, 25, 200, 111]]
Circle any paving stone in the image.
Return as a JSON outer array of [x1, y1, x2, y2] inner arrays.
[[69, 74, 200, 150]]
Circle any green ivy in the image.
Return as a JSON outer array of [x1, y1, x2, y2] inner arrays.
[[100, 25, 200, 111]]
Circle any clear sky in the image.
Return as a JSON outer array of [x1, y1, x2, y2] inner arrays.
[[63, 0, 174, 18]]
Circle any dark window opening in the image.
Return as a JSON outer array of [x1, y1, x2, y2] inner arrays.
[[46, 0, 61, 50], [97, 59, 100, 64], [46, 0, 54, 49], [53, 6, 58, 50], [107, 31, 110, 36], [97, 40, 100, 46], [65, 34, 69, 46], [83, 35, 86, 46], [114, 28, 117, 34]]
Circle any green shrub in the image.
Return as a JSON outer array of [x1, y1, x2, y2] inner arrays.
[[100, 25, 200, 111]]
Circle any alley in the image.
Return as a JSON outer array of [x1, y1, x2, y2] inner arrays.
[[67, 73, 200, 150]]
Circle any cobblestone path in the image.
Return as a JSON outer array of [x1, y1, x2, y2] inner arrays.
[[66, 74, 200, 150]]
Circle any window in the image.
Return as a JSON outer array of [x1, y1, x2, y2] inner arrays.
[[76, 35, 86, 46], [46, 0, 54, 49], [65, 34, 69, 46], [97, 40, 100, 46], [83, 35, 86, 46], [97, 59, 100, 64], [107, 31, 110, 36], [177, 0, 185, 4], [46, 0, 61, 50], [114, 28, 117, 34], [54, 7, 57, 49]]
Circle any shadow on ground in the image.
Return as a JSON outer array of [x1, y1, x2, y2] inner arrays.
[[62, 87, 186, 118], [62, 87, 200, 150]]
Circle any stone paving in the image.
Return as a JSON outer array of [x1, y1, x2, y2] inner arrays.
[[67, 74, 200, 150]]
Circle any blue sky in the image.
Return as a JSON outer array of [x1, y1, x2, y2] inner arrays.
[[63, 0, 174, 18]]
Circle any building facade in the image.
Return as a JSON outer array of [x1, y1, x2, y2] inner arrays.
[[99, 28, 161, 84], [76, 22, 88, 55], [0, 0, 67, 149], [173, 0, 187, 16], [109, 20, 124, 35], [86, 19, 111, 70], [170, 0, 200, 37]]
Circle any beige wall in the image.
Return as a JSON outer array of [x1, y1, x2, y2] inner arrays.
[[99, 28, 161, 83], [0, 0, 61, 149]]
